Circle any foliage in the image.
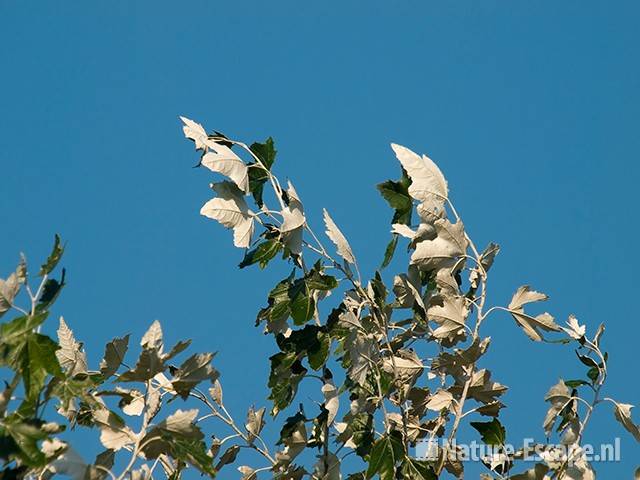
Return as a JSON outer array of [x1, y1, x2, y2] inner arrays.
[[0, 117, 638, 479]]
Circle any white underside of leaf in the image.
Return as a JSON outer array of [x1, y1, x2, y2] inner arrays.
[[280, 181, 305, 255], [323, 209, 356, 264], [411, 219, 467, 270], [201, 181, 255, 248], [391, 143, 448, 204], [201, 151, 249, 194]]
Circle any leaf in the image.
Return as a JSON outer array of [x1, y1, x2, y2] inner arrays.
[[92, 408, 136, 451], [382, 350, 424, 383], [411, 219, 467, 270], [562, 315, 586, 340], [239, 240, 282, 269], [201, 149, 249, 194], [564, 379, 590, 388], [393, 272, 424, 310], [170, 352, 219, 399], [427, 295, 469, 341], [245, 406, 266, 443], [100, 335, 130, 378], [470, 418, 506, 446], [380, 235, 399, 269], [55, 317, 88, 377], [391, 223, 416, 239], [313, 452, 341, 480], [247, 138, 277, 206], [543, 380, 571, 436], [390, 143, 448, 205], [250, 137, 277, 170], [280, 181, 305, 255], [117, 348, 164, 382], [323, 209, 356, 264], [158, 409, 202, 437], [141, 320, 163, 350], [612, 401, 640, 441], [365, 432, 403, 480], [508, 285, 548, 310], [425, 389, 454, 411], [216, 445, 240, 470], [508, 286, 560, 342], [377, 174, 413, 225], [469, 242, 500, 288], [401, 459, 437, 480], [0, 270, 21, 317], [180, 116, 209, 151], [322, 380, 339, 426], [23, 334, 63, 399], [39, 234, 65, 276], [209, 379, 223, 404], [268, 351, 307, 416], [201, 181, 255, 248], [37, 271, 66, 308], [346, 332, 378, 386]]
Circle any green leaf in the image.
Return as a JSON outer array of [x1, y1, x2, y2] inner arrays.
[[39, 234, 65, 276], [276, 325, 331, 371], [0, 417, 48, 466], [257, 267, 337, 327], [564, 379, 590, 389], [268, 352, 307, 416], [587, 366, 599, 383], [250, 137, 276, 170], [366, 432, 404, 480], [289, 280, 314, 325], [239, 240, 282, 269], [381, 234, 399, 269], [377, 170, 413, 225], [470, 418, 506, 447], [22, 334, 63, 399], [172, 438, 216, 476], [401, 458, 437, 479], [37, 269, 66, 309], [248, 137, 277, 207], [0, 312, 48, 345]]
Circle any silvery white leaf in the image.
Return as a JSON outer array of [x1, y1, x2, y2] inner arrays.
[[411, 219, 467, 270], [509, 286, 548, 310], [425, 389, 454, 411], [390, 143, 448, 205], [0, 271, 20, 317], [201, 181, 255, 248], [93, 408, 137, 451], [322, 381, 339, 426], [46, 443, 88, 480], [56, 317, 88, 377], [180, 116, 209, 151], [428, 295, 469, 341], [245, 406, 266, 443], [393, 273, 423, 310], [391, 223, 416, 239], [323, 209, 356, 264], [312, 452, 341, 480], [280, 181, 305, 255], [612, 401, 640, 441], [141, 320, 163, 350], [201, 149, 249, 194], [561, 315, 586, 340]]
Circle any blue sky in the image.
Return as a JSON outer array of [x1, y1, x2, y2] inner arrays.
[[1, 1, 639, 477]]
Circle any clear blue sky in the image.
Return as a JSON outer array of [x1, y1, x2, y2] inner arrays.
[[1, 1, 638, 477]]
